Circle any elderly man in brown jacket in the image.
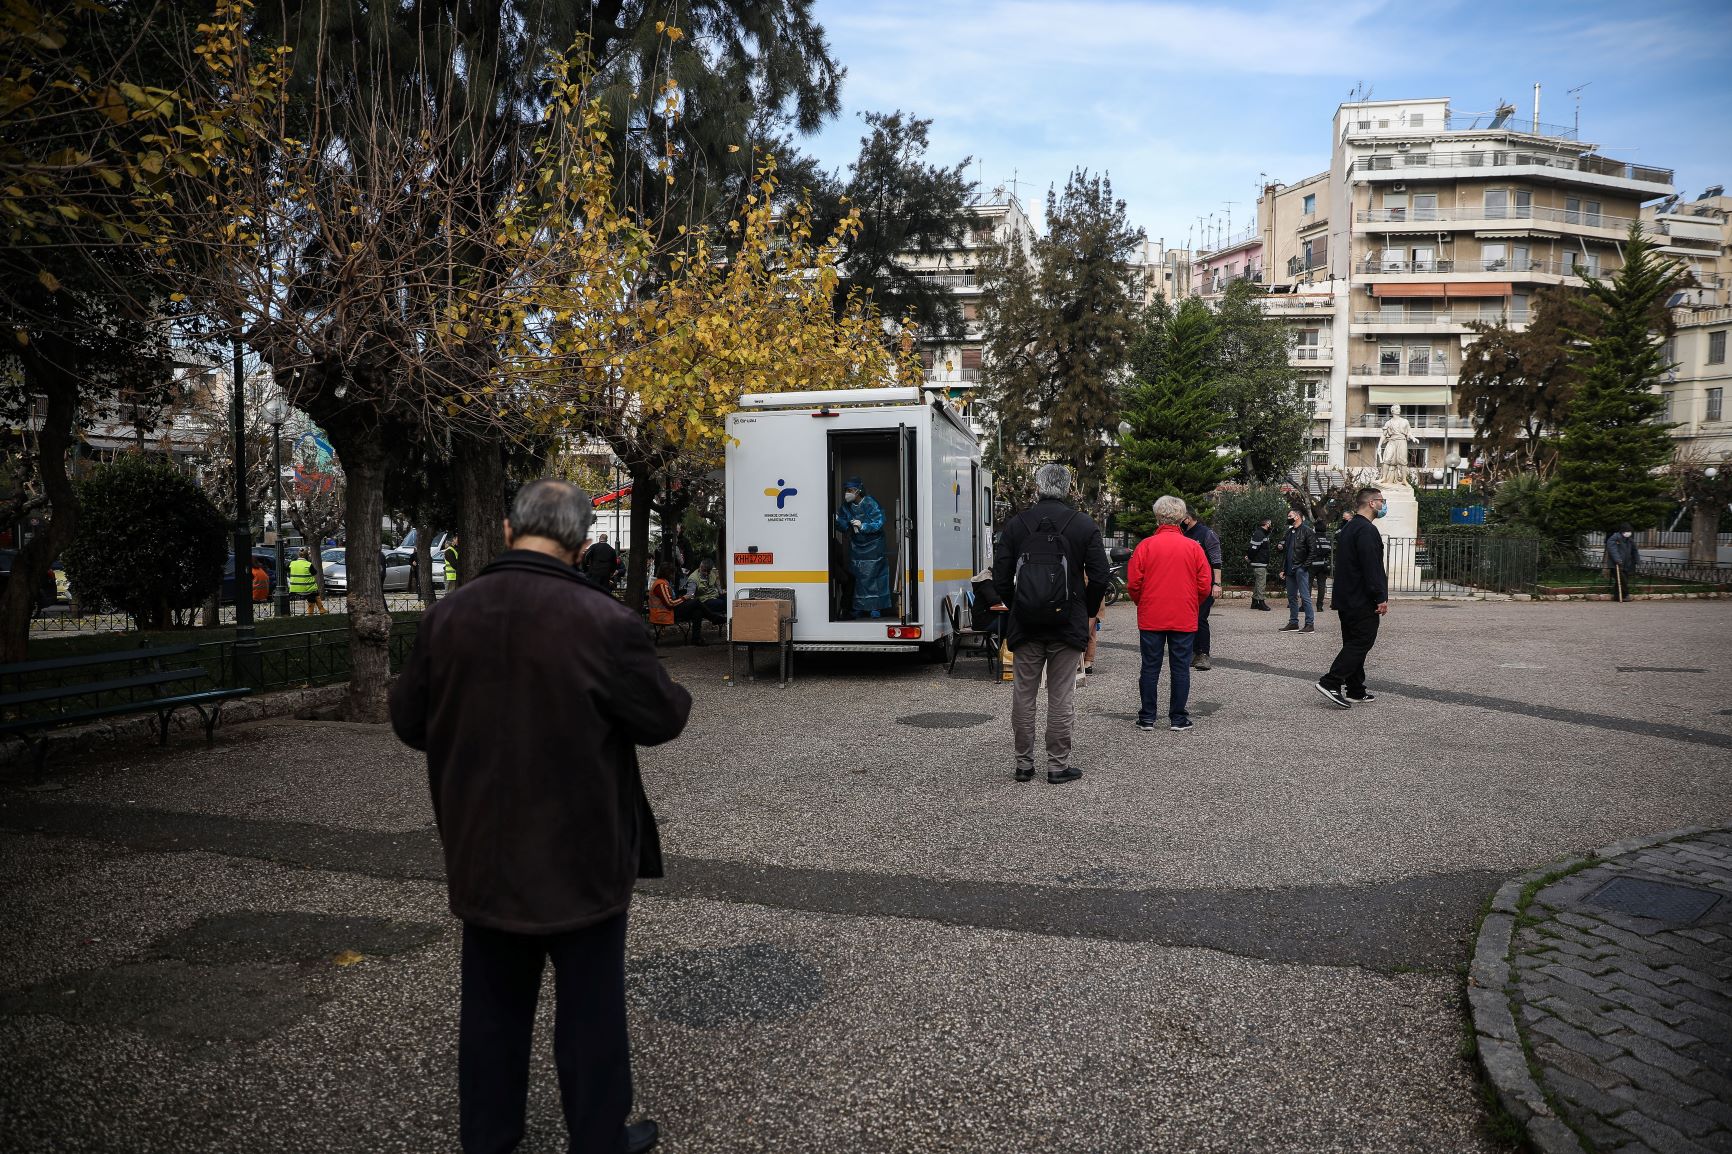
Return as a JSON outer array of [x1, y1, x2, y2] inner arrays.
[[390, 478, 690, 1154]]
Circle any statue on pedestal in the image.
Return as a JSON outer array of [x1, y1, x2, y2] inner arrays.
[[1377, 405, 1414, 484]]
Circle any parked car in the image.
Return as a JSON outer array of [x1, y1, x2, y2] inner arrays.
[[318, 547, 446, 595], [0, 548, 58, 614]]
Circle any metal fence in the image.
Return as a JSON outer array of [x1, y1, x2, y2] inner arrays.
[[28, 592, 437, 636], [1383, 536, 1542, 596]]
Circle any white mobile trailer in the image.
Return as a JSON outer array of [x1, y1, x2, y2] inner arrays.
[[725, 387, 991, 654]]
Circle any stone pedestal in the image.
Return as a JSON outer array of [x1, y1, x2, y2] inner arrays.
[[1379, 482, 1421, 591]]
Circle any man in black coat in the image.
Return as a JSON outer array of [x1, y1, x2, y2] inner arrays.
[[1245, 516, 1274, 610], [992, 463, 1110, 784], [583, 530, 619, 589], [1604, 522, 1639, 601], [1180, 511, 1224, 668], [390, 479, 690, 1154], [1317, 485, 1389, 708]]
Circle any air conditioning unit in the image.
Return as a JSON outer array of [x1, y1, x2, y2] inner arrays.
[[1398, 143, 1411, 152], [1362, 332, 1378, 341], [1393, 183, 1407, 192]]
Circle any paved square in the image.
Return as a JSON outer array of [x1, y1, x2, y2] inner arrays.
[[3, 599, 1730, 1152]]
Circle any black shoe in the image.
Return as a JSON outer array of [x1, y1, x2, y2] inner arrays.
[[1192, 653, 1211, 670], [1015, 765, 1035, 782], [626, 1120, 660, 1154], [1047, 767, 1083, 785], [1136, 719, 1157, 731], [1315, 680, 1352, 709], [1345, 690, 1376, 702], [1280, 622, 1300, 631], [1299, 623, 1315, 634], [1169, 717, 1194, 731], [1253, 602, 1272, 611]]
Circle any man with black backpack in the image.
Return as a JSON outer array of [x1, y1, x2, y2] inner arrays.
[[991, 463, 1111, 785]]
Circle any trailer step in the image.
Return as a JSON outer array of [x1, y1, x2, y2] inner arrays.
[[791, 642, 922, 654]]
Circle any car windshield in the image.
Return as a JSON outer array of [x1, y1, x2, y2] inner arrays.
[[322, 549, 345, 564]]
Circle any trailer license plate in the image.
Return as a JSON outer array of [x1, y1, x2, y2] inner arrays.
[[734, 552, 774, 565]]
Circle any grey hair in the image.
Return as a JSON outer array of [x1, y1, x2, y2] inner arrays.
[[509, 479, 594, 551], [1033, 463, 1073, 500], [1153, 495, 1188, 525]]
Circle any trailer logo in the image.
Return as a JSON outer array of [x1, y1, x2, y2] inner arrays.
[[763, 479, 798, 509]]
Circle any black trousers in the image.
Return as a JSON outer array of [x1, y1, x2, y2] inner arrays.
[[1195, 595, 1214, 655], [459, 913, 632, 1154], [1321, 607, 1380, 696]]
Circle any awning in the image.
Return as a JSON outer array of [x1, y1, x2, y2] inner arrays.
[[1473, 231, 1537, 239], [1368, 283, 1446, 298], [1445, 282, 1512, 298], [1368, 386, 1453, 405]]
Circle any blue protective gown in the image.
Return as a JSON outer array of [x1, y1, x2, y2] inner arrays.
[[835, 494, 892, 615]]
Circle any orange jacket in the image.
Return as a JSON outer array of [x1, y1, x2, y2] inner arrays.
[[251, 564, 270, 602], [648, 577, 682, 626], [1126, 525, 1212, 632]]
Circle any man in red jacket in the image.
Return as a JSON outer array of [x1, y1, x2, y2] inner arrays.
[[1126, 495, 1214, 732]]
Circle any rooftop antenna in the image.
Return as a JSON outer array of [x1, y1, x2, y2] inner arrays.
[[1567, 82, 1590, 139]]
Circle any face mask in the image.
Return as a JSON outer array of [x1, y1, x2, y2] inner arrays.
[[1374, 503, 1387, 519], [1623, 531, 1633, 538], [845, 490, 860, 503]]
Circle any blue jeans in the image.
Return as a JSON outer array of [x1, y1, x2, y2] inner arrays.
[[1137, 630, 1194, 724], [1286, 568, 1314, 626]]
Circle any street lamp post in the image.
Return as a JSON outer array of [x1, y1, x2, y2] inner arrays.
[[264, 398, 289, 617], [230, 335, 260, 687]]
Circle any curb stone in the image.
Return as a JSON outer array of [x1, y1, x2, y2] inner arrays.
[[1467, 825, 1724, 1154]]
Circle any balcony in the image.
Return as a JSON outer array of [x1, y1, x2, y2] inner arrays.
[[1351, 362, 1453, 379], [1260, 295, 1336, 314], [1357, 256, 1599, 277], [1291, 346, 1334, 365], [1352, 152, 1673, 189], [1355, 205, 1640, 232], [1353, 310, 1530, 329], [1344, 111, 1581, 141]]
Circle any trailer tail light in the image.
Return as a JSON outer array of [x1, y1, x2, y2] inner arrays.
[[886, 625, 922, 640]]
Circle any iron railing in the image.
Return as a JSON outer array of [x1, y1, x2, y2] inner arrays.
[[1352, 362, 1452, 377], [1353, 152, 1672, 184], [1358, 256, 1601, 276], [1383, 535, 1542, 595], [1354, 310, 1529, 326], [28, 592, 438, 636], [1355, 205, 1638, 230]]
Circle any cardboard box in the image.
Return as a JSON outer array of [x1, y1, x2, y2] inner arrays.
[[731, 598, 792, 643]]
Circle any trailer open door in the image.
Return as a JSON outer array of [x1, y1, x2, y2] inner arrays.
[[897, 423, 919, 624]]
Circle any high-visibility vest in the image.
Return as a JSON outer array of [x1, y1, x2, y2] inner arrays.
[[251, 566, 270, 601], [443, 546, 457, 585], [288, 558, 317, 594]]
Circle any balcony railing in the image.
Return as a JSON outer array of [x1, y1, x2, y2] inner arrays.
[[1352, 362, 1452, 377], [1352, 412, 1474, 430], [1355, 205, 1640, 231], [1353, 310, 1530, 326], [1353, 152, 1673, 185], [1358, 256, 1599, 276], [1291, 346, 1333, 361]]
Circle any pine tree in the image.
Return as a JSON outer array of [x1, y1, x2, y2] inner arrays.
[[981, 170, 1143, 503], [1543, 225, 1685, 541], [1113, 297, 1231, 535]]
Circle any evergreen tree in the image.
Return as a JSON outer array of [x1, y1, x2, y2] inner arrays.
[[1543, 225, 1685, 540], [981, 169, 1143, 502], [1213, 279, 1311, 482], [1456, 285, 1594, 476], [1113, 297, 1231, 535]]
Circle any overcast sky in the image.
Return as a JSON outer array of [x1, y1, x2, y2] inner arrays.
[[799, 0, 1732, 252]]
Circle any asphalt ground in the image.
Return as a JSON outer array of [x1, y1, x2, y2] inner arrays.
[[3, 598, 1730, 1152]]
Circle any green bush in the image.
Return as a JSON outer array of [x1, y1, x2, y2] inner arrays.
[[1213, 487, 1295, 585], [65, 455, 229, 628]]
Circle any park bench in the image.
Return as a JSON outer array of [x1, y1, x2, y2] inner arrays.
[[0, 644, 252, 771]]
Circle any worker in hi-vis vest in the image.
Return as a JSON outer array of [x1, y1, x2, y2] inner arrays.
[[288, 548, 325, 614]]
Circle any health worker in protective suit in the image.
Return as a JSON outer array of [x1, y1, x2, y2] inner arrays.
[[835, 477, 891, 618]]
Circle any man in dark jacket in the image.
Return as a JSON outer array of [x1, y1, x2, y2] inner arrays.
[[992, 463, 1110, 784], [583, 531, 619, 589], [1279, 508, 1318, 633], [390, 479, 689, 1154], [1245, 517, 1274, 611], [1180, 511, 1223, 669], [1317, 486, 1389, 708], [1605, 523, 1639, 601]]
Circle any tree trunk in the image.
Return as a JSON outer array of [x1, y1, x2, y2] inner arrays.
[[414, 522, 435, 607], [1690, 502, 1719, 568], [338, 444, 392, 722], [0, 349, 80, 663], [453, 433, 506, 583], [625, 465, 659, 611]]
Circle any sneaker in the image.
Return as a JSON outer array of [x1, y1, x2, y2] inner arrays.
[[1192, 654, 1211, 671], [1085, 665, 1095, 674], [1014, 764, 1035, 782], [1315, 680, 1352, 709], [1169, 717, 1194, 731], [1345, 690, 1376, 702], [1279, 622, 1300, 631], [1299, 623, 1315, 634], [1047, 766, 1083, 785], [1135, 720, 1157, 731]]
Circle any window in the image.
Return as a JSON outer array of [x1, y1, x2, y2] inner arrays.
[[1511, 244, 1531, 272], [962, 302, 980, 322], [1484, 189, 1508, 219], [1709, 330, 1727, 365], [1570, 250, 1601, 278], [1709, 387, 1724, 422], [1413, 193, 1439, 221], [1379, 346, 1402, 374], [1564, 196, 1581, 224], [960, 347, 982, 382], [1295, 330, 1321, 360], [1660, 391, 1673, 423], [1407, 444, 1427, 468], [1303, 193, 1316, 215], [1410, 244, 1436, 271], [1382, 191, 1407, 221], [1585, 200, 1602, 227], [1513, 190, 1532, 219], [1482, 242, 1507, 271], [1380, 246, 1404, 272], [920, 348, 935, 372], [1407, 344, 1432, 374]]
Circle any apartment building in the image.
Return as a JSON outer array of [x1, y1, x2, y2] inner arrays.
[[1647, 186, 1731, 297], [1662, 305, 1732, 461], [1255, 96, 1676, 475]]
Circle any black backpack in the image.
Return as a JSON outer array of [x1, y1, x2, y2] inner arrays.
[[1012, 510, 1079, 625]]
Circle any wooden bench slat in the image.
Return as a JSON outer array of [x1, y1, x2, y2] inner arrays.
[[0, 644, 201, 678], [0, 668, 208, 709]]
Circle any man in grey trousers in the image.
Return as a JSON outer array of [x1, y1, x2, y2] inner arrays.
[[992, 464, 1111, 784]]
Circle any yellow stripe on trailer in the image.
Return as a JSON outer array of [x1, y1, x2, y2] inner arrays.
[[733, 571, 830, 584], [928, 568, 975, 582]]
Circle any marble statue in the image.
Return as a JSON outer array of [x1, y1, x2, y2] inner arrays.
[[1377, 405, 1414, 484]]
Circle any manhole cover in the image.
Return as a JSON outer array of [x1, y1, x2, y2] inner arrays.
[[897, 711, 994, 729], [1584, 877, 1723, 923], [1616, 667, 1706, 674], [630, 943, 823, 1028]]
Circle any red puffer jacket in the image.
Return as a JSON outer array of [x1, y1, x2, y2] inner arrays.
[[1126, 525, 1213, 632]]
